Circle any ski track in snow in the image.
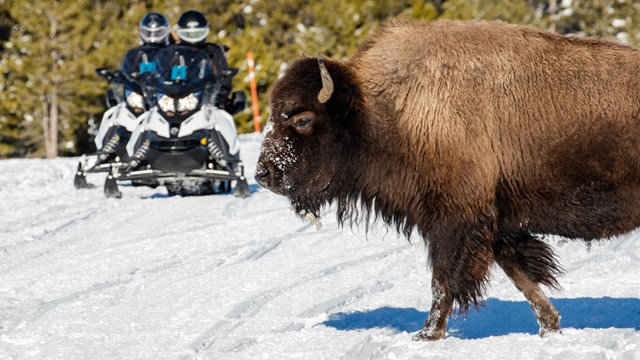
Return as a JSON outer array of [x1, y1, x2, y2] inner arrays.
[[0, 133, 639, 359]]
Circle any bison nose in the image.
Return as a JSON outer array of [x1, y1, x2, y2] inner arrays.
[[254, 168, 271, 188]]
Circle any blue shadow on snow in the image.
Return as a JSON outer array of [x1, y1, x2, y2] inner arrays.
[[322, 297, 640, 339], [248, 183, 261, 194], [140, 183, 262, 199]]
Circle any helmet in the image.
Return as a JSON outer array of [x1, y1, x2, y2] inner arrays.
[[139, 13, 170, 45], [176, 10, 210, 45]]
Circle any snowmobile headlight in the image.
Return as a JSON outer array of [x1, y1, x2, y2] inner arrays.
[[157, 94, 175, 114], [125, 89, 145, 112], [177, 92, 201, 112]]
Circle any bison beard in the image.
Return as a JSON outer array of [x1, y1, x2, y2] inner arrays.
[[255, 18, 640, 340]]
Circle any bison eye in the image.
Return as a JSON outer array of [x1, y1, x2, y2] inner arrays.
[[290, 111, 316, 133], [295, 118, 311, 128]]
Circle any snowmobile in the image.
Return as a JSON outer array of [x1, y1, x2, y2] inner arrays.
[[74, 46, 160, 189], [103, 45, 249, 198]]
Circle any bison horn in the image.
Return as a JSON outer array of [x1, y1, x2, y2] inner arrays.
[[317, 54, 334, 103]]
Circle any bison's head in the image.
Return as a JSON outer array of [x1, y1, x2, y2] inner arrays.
[[255, 55, 360, 220]]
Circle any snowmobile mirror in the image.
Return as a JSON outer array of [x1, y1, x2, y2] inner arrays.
[[222, 68, 239, 78], [228, 91, 247, 115], [105, 89, 119, 108], [95, 67, 115, 82]]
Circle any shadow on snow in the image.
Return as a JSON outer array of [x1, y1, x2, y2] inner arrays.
[[322, 297, 640, 339], [140, 183, 262, 199]]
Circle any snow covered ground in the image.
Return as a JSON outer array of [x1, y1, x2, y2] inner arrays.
[[0, 133, 639, 359]]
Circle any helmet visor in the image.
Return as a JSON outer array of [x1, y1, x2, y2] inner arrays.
[[140, 25, 169, 44], [177, 27, 209, 43]]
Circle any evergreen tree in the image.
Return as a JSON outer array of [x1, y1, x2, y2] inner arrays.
[[0, 1, 131, 157], [554, 0, 640, 45], [440, 0, 548, 27], [0, 1, 19, 157]]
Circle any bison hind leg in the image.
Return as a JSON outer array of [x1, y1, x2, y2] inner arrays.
[[493, 232, 563, 336], [494, 232, 564, 289]]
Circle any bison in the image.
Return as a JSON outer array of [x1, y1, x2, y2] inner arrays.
[[254, 18, 640, 340]]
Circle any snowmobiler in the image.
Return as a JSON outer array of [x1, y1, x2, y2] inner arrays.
[[74, 13, 171, 189], [174, 10, 243, 113], [103, 44, 249, 198]]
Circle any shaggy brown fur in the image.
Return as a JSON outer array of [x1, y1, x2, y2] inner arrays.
[[255, 18, 640, 340]]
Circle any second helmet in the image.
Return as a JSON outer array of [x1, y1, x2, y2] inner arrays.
[[176, 10, 210, 45]]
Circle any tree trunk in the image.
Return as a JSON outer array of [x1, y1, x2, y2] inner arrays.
[[42, 99, 50, 158], [44, 10, 58, 159], [548, 0, 558, 32], [46, 90, 58, 158]]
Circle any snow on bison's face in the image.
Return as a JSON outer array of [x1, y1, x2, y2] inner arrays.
[[255, 56, 352, 218]]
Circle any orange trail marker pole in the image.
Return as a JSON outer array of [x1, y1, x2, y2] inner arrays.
[[247, 51, 261, 133]]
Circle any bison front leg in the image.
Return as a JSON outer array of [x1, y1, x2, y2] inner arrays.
[[412, 277, 452, 340], [414, 215, 496, 341]]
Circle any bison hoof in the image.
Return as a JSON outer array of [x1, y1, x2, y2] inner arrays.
[[539, 326, 562, 338], [412, 328, 446, 341]]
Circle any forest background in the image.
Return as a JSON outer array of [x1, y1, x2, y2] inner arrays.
[[0, 0, 639, 158]]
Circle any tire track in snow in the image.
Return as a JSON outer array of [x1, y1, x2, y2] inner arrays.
[[340, 335, 389, 360], [1, 254, 186, 337], [0, 194, 60, 224], [238, 222, 315, 262], [0, 276, 135, 335], [10, 221, 311, 321], [30, 278, 135, 323], [129, 222, 313, 279], [219, 190, 262, 219], [299, 281, 394, 319], [0, 209, 100, 275], [186, 244, 409, 356], [0, 207, 99, 247]]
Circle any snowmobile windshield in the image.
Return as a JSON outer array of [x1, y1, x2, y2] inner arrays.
[[153, 45, 215, 96], [120, 45, 162, 80]]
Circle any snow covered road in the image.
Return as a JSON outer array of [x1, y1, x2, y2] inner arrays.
[[0, 134, 639, 359]]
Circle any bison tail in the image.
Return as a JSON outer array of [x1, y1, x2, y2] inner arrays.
[[493, 232, 564, 291]]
